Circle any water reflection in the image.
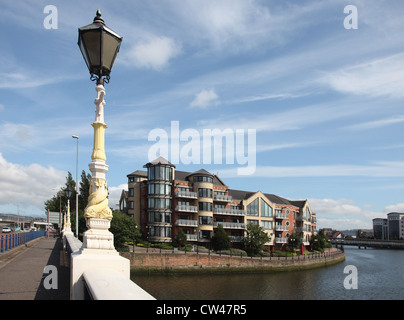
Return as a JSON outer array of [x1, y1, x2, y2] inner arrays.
[[132, 247, 404, 300]]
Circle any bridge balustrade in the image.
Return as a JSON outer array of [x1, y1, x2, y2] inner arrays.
[[0, 231, 46, 253]]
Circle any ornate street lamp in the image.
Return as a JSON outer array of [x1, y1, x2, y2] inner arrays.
[[64, 185, 73, 234], [77, 9, 122, 250], [78, 9, 122, 85]]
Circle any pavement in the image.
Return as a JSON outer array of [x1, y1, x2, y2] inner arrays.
[[0, 236, 70, 300]]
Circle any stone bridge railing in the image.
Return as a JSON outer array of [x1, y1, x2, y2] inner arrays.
[[63, 229, 155, 300]]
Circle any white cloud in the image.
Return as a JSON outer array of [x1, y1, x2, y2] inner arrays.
[[0, 104, 4, 111], [217, 161, 404, 178], [190, 89, 219, 108], [124, 36, 182, 71], [0, 153, 66, 214], [384, 203, 404, 213], [107, 184, 127, 210], [309, 198, 381, 230], [344, 115, 404, 131], [320, 53, 404, 98]]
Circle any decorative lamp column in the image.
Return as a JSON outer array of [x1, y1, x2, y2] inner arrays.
[[64, 185, 73, 235], [77, 9, 122, 251]]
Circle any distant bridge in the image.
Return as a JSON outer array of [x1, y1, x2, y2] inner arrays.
[[331, 238, 404, 249]]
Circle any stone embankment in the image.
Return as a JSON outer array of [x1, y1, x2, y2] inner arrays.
[[121, 248, 345, 274]]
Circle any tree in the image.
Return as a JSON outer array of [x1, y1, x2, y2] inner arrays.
[[174, 229, 187, 247], [44, 170, 91, 238], [244, 223, 270, 256], [211, 224, 231, 251], [45, 171, 77, 213], [310, 231, 331, 252], [109, 210, 141, 251], [79, 170, 91, 211], [288, 232, 302, 252]]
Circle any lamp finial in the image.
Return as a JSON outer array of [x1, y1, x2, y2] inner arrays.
[[93, 9, 104, 24]]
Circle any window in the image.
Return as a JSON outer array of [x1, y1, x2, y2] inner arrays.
[[199, 216, 212, 225], [247, 198, 259, 216], [194, 176, 213, 183], [261, 221, 273, 230], [247, 219, 258, 225], [148, 183, 171, 195], [148, 166, 172, 181], [148, 212, 172, 224], [198, 188, 212, 198], [148, 198, 171, 209], [305, 207, 311, 220], [261, 199, 273, 217], [129, 188, 134, 196], [199, 230, 212, 239], [199, 202, 212, 212], [149, 226, 172, 238]]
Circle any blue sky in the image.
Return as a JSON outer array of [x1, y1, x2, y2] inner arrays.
[[1, 0, 404, 230]]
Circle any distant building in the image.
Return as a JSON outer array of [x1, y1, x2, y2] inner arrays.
[[121, 156, 318, 250], [372, 218, 388, 240], [372, 213, 404, 240], [387, 212, 404, 240]]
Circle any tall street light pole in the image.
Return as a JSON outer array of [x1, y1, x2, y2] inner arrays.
[[77, 9, 122, 250], [72, 135, 79, 238]]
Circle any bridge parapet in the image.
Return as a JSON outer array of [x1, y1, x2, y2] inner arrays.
[[64, 231, 155, 300], [331, 238, 404, 249]]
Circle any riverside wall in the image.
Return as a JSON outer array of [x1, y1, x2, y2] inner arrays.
[[121, 248, 345, 274]]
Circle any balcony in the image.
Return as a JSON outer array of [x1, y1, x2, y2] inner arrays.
[[214, 194, 232, 202], [175, 190, 197, 199], [275, 212, 288, 219], [296, 216, 304, 221], [275, 225, 288, 231], [214, 208, 246, 216], [175, 219, 198, 227], [230, 236, 245, 242], [186, 234, 198, 241], [296, 226, 309, 232], [275, 237, 288, 244], [175, 205, 198, 213], [213, 221, 245, 229]]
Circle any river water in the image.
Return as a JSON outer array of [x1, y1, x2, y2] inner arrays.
[[131, 247, 404, 300]]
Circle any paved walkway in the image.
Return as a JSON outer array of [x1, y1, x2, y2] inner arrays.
[[0, 237, 70, 300]]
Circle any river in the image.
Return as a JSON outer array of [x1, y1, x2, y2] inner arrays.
[[131, 247, 404, 300]]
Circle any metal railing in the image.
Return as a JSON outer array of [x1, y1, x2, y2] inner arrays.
[[213, 221, 245, 229], [214, 194, 232, 201], [175, 205, 198, 213], [214, 208, 246, 216], [275, 225, 288, 231], [175, 190, 197, 199], [0, 231, 46, 253], [175, 219, 198, 227]]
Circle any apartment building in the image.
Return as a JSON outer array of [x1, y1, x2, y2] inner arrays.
[[121, 156, 317, 250], [372, 213, 404, 240], [372, 218, 388, 240]]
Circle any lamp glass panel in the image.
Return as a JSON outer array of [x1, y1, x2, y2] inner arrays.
[[78, 36, 91, 70], [82, 30, 101, 67], [102, 31, 120, 70]]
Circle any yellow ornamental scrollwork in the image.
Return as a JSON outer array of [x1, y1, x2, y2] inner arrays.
[[84, 178, 112, 220]]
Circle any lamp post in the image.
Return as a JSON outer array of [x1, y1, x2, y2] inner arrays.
[[77, 9, 122, 250], [65, 185, 73, 235], [72, 135, 79, 238]]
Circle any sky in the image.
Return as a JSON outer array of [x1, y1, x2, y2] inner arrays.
[[1, 0, 404, 231]]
